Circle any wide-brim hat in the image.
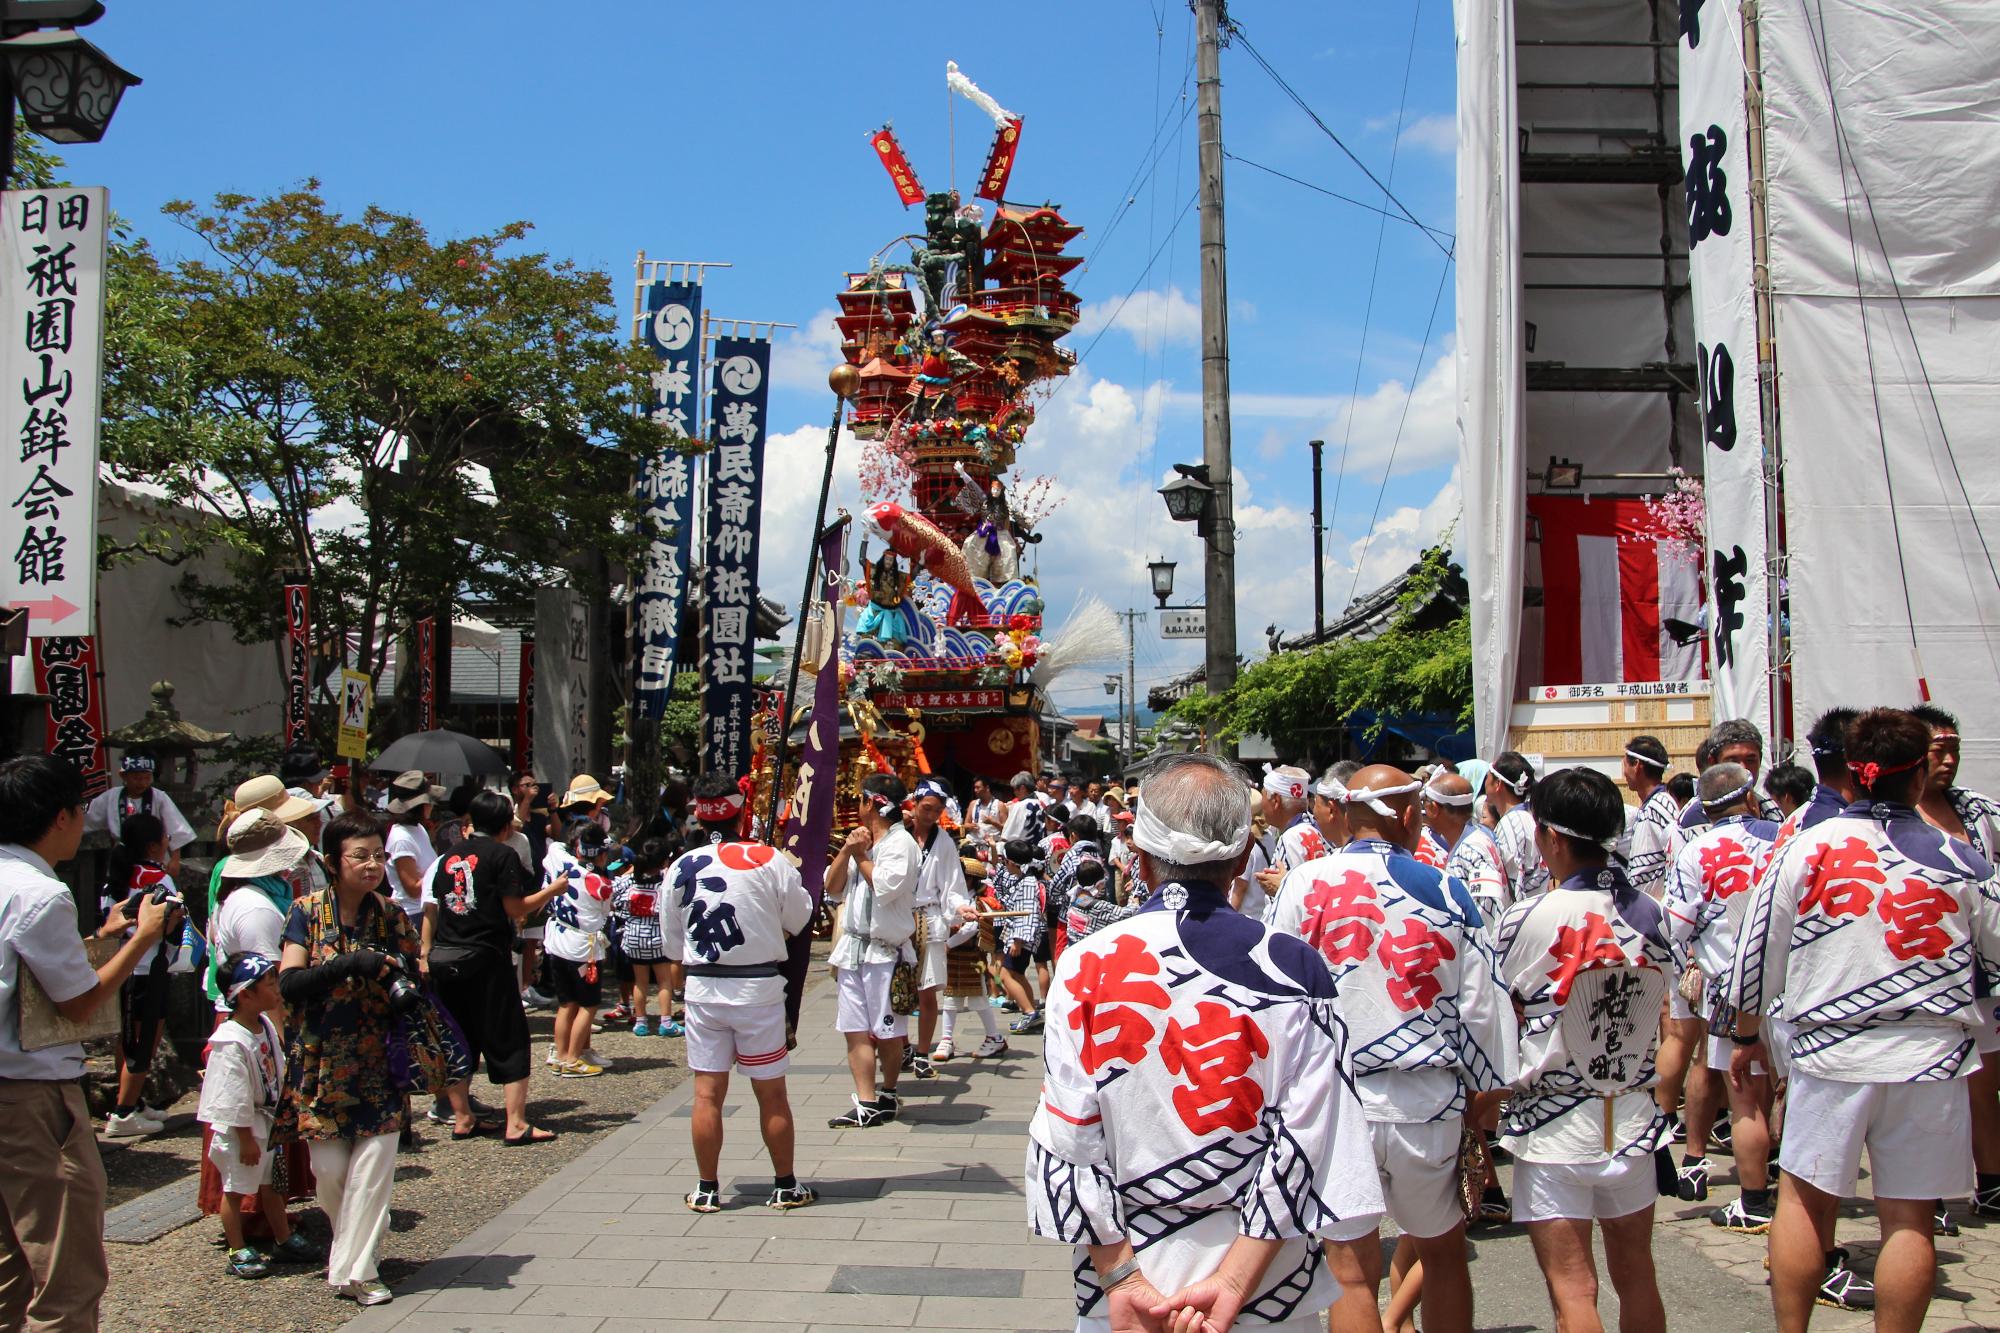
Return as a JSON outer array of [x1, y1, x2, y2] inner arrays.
[[220, 808, 312, 878], [233, 773, 319, 825], [386, 768, 446, 814], [559, 774, 614, 809], [286, 786, 337, 816]]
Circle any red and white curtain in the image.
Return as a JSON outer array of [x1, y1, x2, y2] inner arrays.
[[1529, 495, 1703, 686]]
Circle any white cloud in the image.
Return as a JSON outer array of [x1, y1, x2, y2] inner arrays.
[[769, 307, 846, 392], [1398, 114, 1456, 156], [1074, 285, 1200, 349]]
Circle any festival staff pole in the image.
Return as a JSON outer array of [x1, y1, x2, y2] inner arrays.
[[764, 364, 858, 843]]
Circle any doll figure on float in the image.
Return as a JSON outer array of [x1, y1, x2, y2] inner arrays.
[[853, 549, 924, 647]]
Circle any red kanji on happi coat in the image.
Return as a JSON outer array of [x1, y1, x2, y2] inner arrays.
[[1800, 838, 1885, 919], [1377, 917, 1457, 1012], [1295, 828, 1331, 863], [1878, 878, 1958, 961], [1545, 912, 1631, 1003], [1159, 1001, 1270, 1134], [1698, 835, 1760, 899], [718, 842, 774, 872], [1065, 934, 1171, 1075], [1301, 870, 1385, 965]]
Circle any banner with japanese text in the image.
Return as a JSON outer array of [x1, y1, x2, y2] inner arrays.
[[284, 584, 311, 746], [634, 279, 703, 719], [33, 635, 107, 797], [514, 636, 535, 769], [1677, 0, 1769, 735], [780, 525, 847, 902], [2, 187, 107, 638], [415, 616, 437, 731], [700, 334, 771, 776], [336, 667, 371, 761]]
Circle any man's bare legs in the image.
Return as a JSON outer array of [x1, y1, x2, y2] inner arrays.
[[1322, 1233, 1385, 1333]]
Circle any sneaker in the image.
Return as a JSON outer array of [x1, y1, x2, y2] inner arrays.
[[931, 1040, 955, 1063], [339, 1279, 394, 1307], [581, 1048, 614, 1069], [1000, 998, 1021, 1013], [104, 1109, 165, 1139], [684, 1186, 722, 1213], [910, 1054, 939, 1081], [556, 1059, 604, 1079], [1710, 1194, 1774, 1234], [1934, 1205, 1959, 1237], [1677, 1156, 1711, 1202], [226, 1246, 269, 1279], [1817, 1248, 1875, 1312], [521, 986, 555, 1010], [603, 1004, 633, 1024], [659, 1018, 684, 1037], [974, 1035, 1008, 1059], [1973, 1181, 2000, 1219], [989, 996, 1009, 1009], [1010, 1011, 1044, 1035], [424, 1103, 454, 1126], [768, 1183, 818, 1210], [828, 1095, 891, 1129], [270, 1232, 326, 1265], [632, 1019, 655, 1037], [545, 1045, 564, 1068]]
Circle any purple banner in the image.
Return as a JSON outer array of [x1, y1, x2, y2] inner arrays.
[[781, 524, 847, 905]]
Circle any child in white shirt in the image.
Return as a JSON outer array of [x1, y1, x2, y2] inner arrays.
[[199, 953, 325, 1279]]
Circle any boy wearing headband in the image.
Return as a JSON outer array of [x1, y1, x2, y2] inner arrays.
[[199, 953, 323, 1279], [824, 773, 919, 1128], [1485, 752, 1548, 904], [1621, 735, 1678, 900]]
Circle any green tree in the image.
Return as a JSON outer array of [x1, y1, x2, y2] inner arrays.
[[99, 184, 678, 719]]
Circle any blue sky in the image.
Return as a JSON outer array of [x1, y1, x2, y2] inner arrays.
[[77, 1, 1461, 714]]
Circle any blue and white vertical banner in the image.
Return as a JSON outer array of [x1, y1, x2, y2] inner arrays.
[[1677, 0, 1769, 736], [633, 280, 702, 720], [700, 335, 772, 776]]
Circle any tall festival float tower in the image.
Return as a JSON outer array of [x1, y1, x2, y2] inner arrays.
[[752, 64, 1113, 835]]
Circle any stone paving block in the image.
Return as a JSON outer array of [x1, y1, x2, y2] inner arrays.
[[376, 1315, 609, 1332], [857, 1214, 1034, 1243], [513, 1285, 723, 1319], [711, 1288, 921, 1325], [460, 1253, 658, 1289], [407, 1283, 535, 1315], [637, 1259, 837, 1292], [828, 1263, 1024, 1298], [917, 1293, 1082, 1328], [754, 1235, 940, 1267]]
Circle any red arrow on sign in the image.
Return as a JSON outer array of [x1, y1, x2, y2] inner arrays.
[[10, 594, 80, 623]]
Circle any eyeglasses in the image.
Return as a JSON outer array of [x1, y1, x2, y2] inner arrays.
[[343, 851, 389, 865]]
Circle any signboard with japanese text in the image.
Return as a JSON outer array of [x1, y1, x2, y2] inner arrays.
[[1159, 609, 1206, 640], [634, 279, 703, 719], [1531, 681, 1708, 702], [869, 126, 925, 206], [513, 636, 535, 768], [700, 334, 771, 776], [33, 635, 107, 797], [283, 584, 311, 747], [875, 689, 1006, 713], [336, 668, 371, 761], [976, 117, 1024, 202], [414, 616, 437, 731], [2, 187, 107, 638]]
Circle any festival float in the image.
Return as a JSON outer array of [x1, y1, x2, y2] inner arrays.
[[751, 63, 1114, 832]]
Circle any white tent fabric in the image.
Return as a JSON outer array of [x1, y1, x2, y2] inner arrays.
[[1454, 0, 1525, 761], [1759, 1, 2000, 788]]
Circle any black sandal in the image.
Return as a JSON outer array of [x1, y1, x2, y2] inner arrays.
[[451, 1117, 502, 1141], [503, 1126, 558, 1146]]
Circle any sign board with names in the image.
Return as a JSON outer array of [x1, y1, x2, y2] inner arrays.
[[3, 187, 107, 637], [1531, 680, 1709, 702], [875, 689, 1005, 713], [1159, 608, 1206, 640]]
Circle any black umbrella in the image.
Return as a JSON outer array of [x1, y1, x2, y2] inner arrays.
[[368, 728, 510, 779]]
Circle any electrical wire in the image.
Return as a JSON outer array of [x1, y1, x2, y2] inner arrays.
[[1054, 191, 1199, 395], [1223, 152, 1454, 244], [1079, 58, 1197, 277]]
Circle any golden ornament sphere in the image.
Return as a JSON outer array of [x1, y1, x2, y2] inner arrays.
[[828, 363, 862, 400]]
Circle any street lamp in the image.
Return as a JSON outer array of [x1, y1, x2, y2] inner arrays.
[[1158, 463, 1215, 526], [1147, 557, 1176, 609], [2, 28, 138, 143]]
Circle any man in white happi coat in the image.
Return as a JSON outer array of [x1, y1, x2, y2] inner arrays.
[[823, 773, 920, 1129], [1721, 708, 2000, 1333], [1488, 766, 1674, 1333], [1029, 754, 1382, 1333], [1621, 735, 1679, 899], [1421, 772, 1508, 926], [1661, 763, 1779, 1224], [1266, 765, 1515, 1333], [1486, 752, 1548, 903], [84, 752, 196, 877], [659, 774, 816, 1212], [903, 777, 969, 1080]]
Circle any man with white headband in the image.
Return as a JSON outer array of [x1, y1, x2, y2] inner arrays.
[[1621, 735, 1678, 900], [1485, 752, 1548, 903], [1264, 765, 1330, 876], [1420, 772, 1508, 925], [1721, 708, 2000, 1332], [824, 773, 919, 1129], [1266, 764, 1514, 1333], [903, 777, 969, 1079], [1661, 763, 1779, 1224], [85, 751, 196, 877], [1028, 753, 1382, 1333]]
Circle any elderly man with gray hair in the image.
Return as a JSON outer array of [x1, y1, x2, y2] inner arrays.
[[1028, 753, 1382, 1333]]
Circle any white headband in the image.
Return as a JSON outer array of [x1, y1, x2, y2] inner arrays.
[[1700, 778, 1757, 813], [1541, 817, 1618, 852], [1261, 766, 1309, 802], [1624, 748, 1668, 771], [1492, 769, 1530, 796], [1421, 780, 1476, 808], [1337, 780, 1423, 818], [1131, 795, 1251, 866]]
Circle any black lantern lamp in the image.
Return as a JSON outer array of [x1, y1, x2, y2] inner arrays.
[[1147, 557, 1177, 609], [1158, 463, 1214, 525], [2, 28, 139, 143]]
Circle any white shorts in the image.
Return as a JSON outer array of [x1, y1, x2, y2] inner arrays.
[[1320, 1120, 1462, 1241], [1780, 1069, 1973, 1201], [835, 961, 904, 1042], [685, 999, 790, 1080], [1975, 998, 2000, 1056], [1513, 1154, 1657, 1224], [207, 1129, 274, 1197], [1669, 989, 1695, 1023], [1707, 1017, 1790, 1078]]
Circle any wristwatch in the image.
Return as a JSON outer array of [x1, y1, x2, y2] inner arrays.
[[1728, 1031, 1761, 1047]]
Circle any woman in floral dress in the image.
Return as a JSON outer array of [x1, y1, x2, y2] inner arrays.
[[277, 811, 439, 1308]]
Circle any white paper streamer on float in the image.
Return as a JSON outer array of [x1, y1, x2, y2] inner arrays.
[[946, 61, 1015, 128]]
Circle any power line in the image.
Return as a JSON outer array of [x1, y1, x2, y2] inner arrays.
[[1080, 57, 1197, 277], [1057, 191, 1199, 394], [1223, 151, 1454, 245]]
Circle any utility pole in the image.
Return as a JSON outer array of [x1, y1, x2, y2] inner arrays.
[[1195, 0, 1239, 728], [1114, 608, 1146, 772], [1309, 438, 1326, 638]]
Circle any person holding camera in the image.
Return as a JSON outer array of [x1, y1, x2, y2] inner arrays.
[[277, 810, 434, 1308], [0, 754, 182, 1331]]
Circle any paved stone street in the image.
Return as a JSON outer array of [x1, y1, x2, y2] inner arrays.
[[341, 972, 2000, 1332]]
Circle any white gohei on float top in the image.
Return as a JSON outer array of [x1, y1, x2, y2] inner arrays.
[[1456, 0, 2000, 788]]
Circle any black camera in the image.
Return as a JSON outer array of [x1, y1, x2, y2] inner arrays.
[[383, 956, 426, 1016]]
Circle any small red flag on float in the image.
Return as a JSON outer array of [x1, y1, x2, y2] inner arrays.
[[976, 117, 1024, 202], [869, 126, 925, 206]]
